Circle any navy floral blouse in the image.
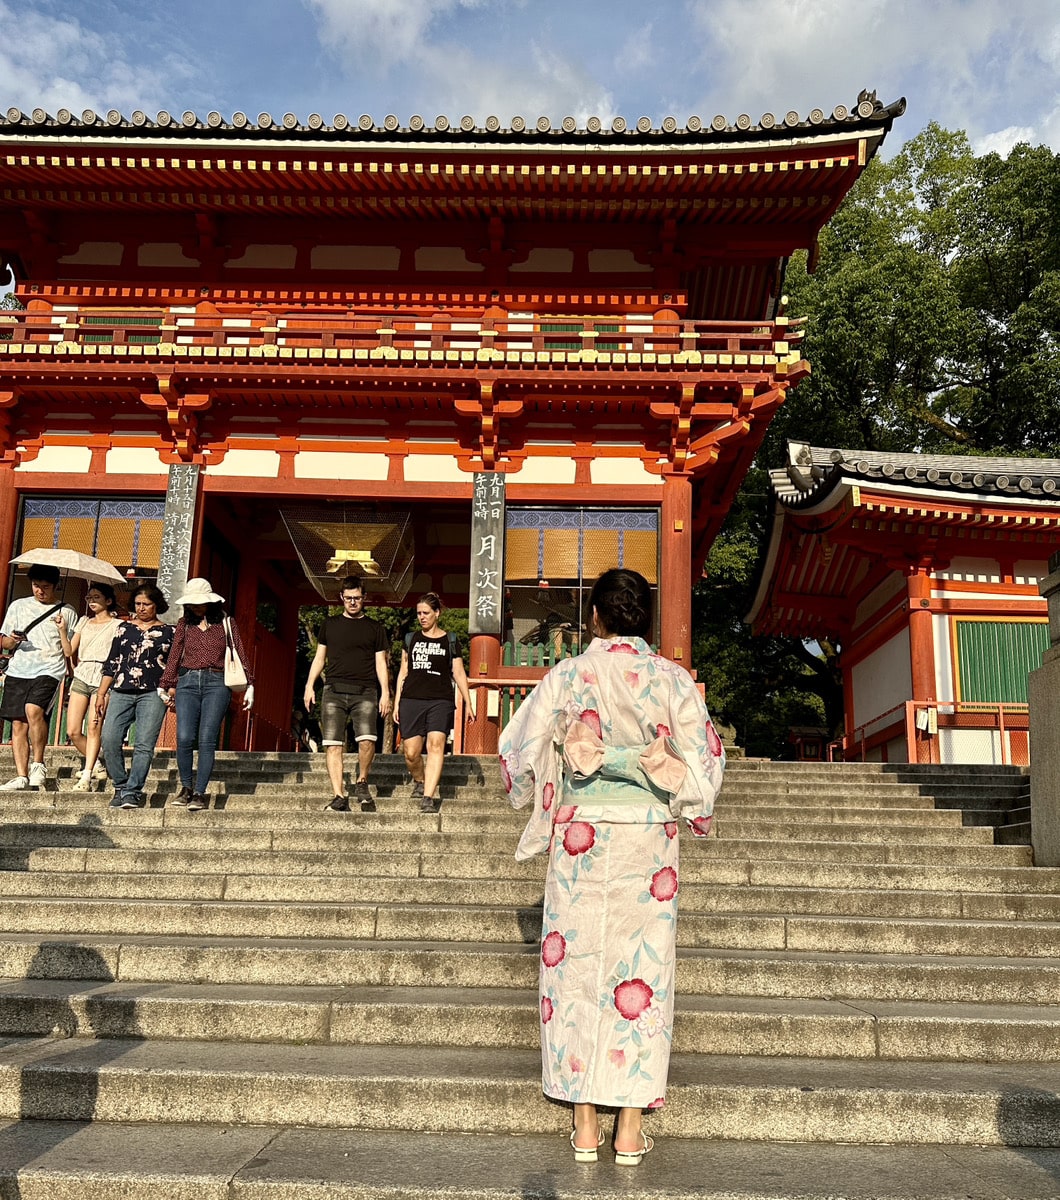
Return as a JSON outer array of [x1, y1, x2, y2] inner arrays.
[[101, 621, 174, 693]]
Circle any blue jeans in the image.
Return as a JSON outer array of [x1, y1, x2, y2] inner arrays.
[[101, 690, 167, 799], [175, 669, 231, 793]]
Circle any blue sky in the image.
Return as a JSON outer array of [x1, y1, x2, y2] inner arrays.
[[2, 0, 1058, 155]]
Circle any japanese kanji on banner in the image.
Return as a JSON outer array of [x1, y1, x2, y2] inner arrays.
[[468, 472, 506, 638]]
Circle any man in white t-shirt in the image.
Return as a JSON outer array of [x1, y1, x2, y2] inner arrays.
[[0, 565, 77, 790]]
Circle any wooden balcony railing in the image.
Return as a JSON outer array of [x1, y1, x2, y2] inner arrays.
[[0, 309, 804, 371]]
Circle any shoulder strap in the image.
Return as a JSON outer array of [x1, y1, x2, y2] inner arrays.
[[404, 631, 413, 651], [21, 603, 63, 637], [449, 632, 459, 655]]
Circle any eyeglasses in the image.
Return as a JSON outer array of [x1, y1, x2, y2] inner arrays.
[[341, 595, 364, 604]]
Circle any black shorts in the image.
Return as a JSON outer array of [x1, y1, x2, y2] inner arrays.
[[399, 696, 455, 740], [0, 674, 62, 722]]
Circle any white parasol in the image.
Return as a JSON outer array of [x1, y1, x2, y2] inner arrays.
[[9, 549, 127, 587]]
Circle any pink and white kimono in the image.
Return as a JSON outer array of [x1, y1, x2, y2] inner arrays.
[[499, 635, 725, 1110]]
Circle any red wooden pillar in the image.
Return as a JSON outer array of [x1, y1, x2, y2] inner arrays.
[[0, 464, 18, 603], [660, 475, 692, 663], [907, 568, 937, 763], [464, 633, 501, 754]]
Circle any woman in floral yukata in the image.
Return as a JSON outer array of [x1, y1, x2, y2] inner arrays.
[[499, 568, 725, 1167]]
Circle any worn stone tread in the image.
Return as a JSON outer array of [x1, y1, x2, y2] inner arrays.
[[0, 1122, 1056, 1200]]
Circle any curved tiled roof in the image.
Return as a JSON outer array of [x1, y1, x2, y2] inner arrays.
[[773, 442, 1060, 506], [0, 92, 905, 145]]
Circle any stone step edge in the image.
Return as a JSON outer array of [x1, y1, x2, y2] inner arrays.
[[1, 1122, 1055, 1200], [2, 1040, 1059, 1146], [3, 978, 1058, 1055]]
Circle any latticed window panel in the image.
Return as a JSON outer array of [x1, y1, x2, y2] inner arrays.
[[503, 507, 659, 663]]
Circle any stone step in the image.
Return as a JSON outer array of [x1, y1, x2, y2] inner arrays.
[[8, 896, 1060, 956], [2, 1122, 1058, 1200], [1, 1038, 1058, 1145], [6, 843, 1057, 893], [2, 979, 1058, 1064], [0, 820, 1025, 863], [6, 934, 1060, 1003], [0, 797, 985, 831], [4, 869, 1060, 921]]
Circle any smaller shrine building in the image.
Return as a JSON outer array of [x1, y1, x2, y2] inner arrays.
[[748, 442, 1060, 765]]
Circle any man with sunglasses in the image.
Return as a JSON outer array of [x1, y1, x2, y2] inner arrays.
[[303, 576, 391, 812]]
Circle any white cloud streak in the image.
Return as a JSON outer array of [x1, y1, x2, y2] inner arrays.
[[685, 0, 1059, 149], [304, 0, 613, 121], [0, 1, 190, 116]]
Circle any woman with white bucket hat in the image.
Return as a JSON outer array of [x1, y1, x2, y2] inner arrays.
[[160, 578, 254, 811]]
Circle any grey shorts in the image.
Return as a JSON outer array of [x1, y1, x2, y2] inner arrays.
[[69, 677, 97, 698], [320, 685, 378, 745]]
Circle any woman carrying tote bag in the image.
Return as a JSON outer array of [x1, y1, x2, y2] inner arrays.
[[161, 578, 254, 811]]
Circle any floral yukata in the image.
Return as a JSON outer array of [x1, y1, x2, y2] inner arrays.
[[499, 635, 725, 1110]]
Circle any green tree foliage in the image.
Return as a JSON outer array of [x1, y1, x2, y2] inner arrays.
[[696, 125, 1060, 756]]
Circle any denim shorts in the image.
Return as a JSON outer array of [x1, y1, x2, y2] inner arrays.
[[320, 685, 378, 745]]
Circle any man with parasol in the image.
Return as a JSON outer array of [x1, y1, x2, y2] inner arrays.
[[2, 548, 128, 791], [0, 564, 77, 790]]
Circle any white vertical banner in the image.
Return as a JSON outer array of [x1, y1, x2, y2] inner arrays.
[[468, 472, 506, 638]]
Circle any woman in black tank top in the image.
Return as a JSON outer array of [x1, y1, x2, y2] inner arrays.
[[394, 593, 476, 813]]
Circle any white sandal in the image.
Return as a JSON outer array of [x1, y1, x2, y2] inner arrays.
[[569, 1128, 604, 1163], [614, 1132, 654, 1166]]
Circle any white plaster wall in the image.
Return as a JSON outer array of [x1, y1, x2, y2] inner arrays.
[[511, 457, 577, 484], [851, 628, 911, 729], [17, 446, 93, 473], [933, 614, 954, 703], [402, 455, 467, 483], [935, 556, 1000, 583], [209, 450, 280, 478], [105, 447, 168, 474], [1014, 559, 1047, 586], [590, 459, 661, 486], [294, 453, 390, 481]]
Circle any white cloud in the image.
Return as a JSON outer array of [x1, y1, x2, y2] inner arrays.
[[304, 0, 612, 122], [0, 1, 187, 116], [684, 0, 1059, 149], [973, 125, 1038, 157]]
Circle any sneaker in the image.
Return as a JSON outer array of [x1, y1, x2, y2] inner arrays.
[[28, 762, 46, 788], [411, 781, 424, 800], [420, 794, 441, 814], [1, 776, 29, 791], [353, 779, 376, 812], [72, 771, 93, 792], [324, 795, 350, 812], [172, 786, 193, 807], [187, 793, 208, 812], [120, 792, 145, 810], [92, 762, 109, 782], [109, 791, 124, 808]]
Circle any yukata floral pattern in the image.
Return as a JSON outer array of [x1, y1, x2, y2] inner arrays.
[[102, 621, 174, 693], [499, 636, 725, 1109]]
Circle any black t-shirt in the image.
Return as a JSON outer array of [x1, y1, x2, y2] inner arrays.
[[318, 614, 389, 692], [402, 630, 457, 702]]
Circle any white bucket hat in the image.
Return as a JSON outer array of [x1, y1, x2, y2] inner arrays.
[[175, 577, 225, 606]]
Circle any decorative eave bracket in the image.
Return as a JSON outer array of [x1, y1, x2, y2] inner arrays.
[[140, 376, 212, 462]]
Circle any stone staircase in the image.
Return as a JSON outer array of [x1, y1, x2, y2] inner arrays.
[[0, 748, 1058, 1198]]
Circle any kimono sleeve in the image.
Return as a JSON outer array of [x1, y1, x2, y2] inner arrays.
[[668, 671, 726, 835], [497, 668, 563, 811]]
